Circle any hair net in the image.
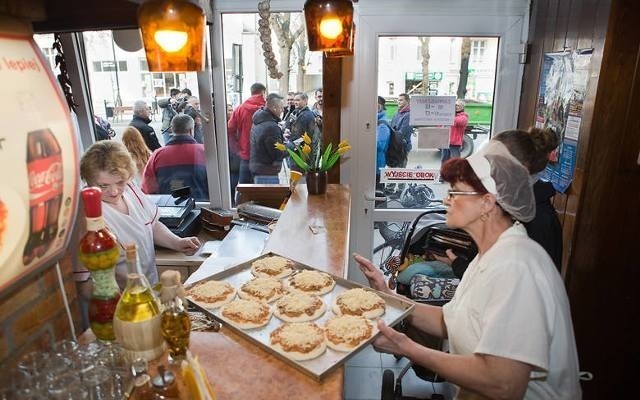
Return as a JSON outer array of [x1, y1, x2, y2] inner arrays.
[[466, 140, 536, 222]]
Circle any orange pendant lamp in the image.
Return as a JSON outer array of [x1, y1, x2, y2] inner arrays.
[[138, 0, 206, 71], [304, 0, 354, 53]]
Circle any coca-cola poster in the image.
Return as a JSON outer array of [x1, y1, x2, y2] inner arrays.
[[0, 30, 79, 291]]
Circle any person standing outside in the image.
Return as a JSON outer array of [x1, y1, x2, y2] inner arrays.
[[142, 114, 209, 200], [249, 93, 287, 184], [130, 100, 161, 151], [441, 99, 469, 165], [376, 96, 391, 186], [311, 88, 323, 117], [157, 88, 181, 144], [283, 91, 296, 122], [227, 82, 267, 185], [286, 92, 320, 171], [390, 93, 413, 167]]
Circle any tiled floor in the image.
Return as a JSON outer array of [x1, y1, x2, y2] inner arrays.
[[344, 345, 455, 400]]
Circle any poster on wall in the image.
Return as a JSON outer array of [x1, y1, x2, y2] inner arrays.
[[0, 30, 79, 292], [535, 48, 593, 193]]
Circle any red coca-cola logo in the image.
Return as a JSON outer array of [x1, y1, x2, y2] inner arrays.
[[27, 155, 63, 204]]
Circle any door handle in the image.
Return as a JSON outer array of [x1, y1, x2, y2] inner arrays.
[[364, 192, 387, 202]]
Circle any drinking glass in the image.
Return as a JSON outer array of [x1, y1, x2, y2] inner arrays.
[[17, 350, 50, 378], [82, 365, 114, 400]]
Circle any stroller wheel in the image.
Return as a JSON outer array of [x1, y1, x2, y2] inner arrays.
[[382, 369, 396, 400]]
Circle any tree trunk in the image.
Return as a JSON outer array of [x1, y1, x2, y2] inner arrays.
[[419, 37, 430, 94], [270, 13, 304, 94], [295, 31, 308, 91], [457, 38, 471, 99]]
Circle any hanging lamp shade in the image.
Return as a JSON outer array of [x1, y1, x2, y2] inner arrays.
[[138, 0, 206, 71], [325, 21, 355, 58], [304, 0, 354, 52]]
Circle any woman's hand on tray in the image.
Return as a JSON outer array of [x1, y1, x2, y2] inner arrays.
[[353, 253, 393, 295], [371, 319, 412, 357]]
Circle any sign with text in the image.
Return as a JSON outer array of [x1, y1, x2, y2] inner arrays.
[[380, 168, 440, 184], [0, 30, 79, 292], [417, 127, 450, 149], [410, 95, 456, 126]]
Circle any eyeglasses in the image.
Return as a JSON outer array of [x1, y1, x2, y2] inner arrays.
[[96, 181, 127, 192], [446, 190, 482, 200]]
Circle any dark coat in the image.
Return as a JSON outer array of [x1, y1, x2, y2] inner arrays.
[[524, 180, 563, 271], [129, 115, 161, 151], [249, 108, 286, 176]]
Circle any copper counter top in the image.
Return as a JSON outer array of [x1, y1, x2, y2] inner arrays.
[[191, 329, 343, 399], [264, 184, 351, 278]]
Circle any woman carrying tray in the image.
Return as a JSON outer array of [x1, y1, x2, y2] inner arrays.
[[355, 139, 581, 399]]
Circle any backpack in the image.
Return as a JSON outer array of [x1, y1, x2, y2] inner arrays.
[[378, 119, 408, 167]]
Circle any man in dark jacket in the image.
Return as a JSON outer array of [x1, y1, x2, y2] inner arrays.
[[227, 82, 266, 185], [285, 92, 320, 171], [249, 93, 286, 184], [142, 114, 209, 200], [390, 93, 413, 163], [129, 100, 161, 151]]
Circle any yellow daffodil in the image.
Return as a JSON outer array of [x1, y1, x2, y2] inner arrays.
[[338, 139, 350, 149], [302, 144, 312, 155], [274, 142, 286, 151], [302, 132, 312, 145], [337, 145, 351, 155]]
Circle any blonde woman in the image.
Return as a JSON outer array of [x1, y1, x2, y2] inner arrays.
[[121, 126, 151, 186], [76, 141, 200, 289]]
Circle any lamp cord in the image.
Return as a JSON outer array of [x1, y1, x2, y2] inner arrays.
[[56, 262, 77, 339]]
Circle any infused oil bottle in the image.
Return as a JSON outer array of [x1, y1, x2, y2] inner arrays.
[[113, 244, 164, 361], [159, 270, 191, 361]]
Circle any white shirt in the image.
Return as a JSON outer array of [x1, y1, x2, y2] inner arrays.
[[442, 223, 581, 399], [102, 183, 159, 287]]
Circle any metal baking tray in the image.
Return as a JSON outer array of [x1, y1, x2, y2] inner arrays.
[[186, 252, 415, 381]]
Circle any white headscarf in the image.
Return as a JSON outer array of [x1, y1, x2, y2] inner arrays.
[[466, 140, 536, 222]]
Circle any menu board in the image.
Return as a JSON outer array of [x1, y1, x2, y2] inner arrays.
[[0, 30, 79, 291]]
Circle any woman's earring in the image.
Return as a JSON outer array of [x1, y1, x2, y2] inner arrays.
[[480, 212, 488, 222]]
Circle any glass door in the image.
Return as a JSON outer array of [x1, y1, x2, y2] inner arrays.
[[344, 10, 526, 283]]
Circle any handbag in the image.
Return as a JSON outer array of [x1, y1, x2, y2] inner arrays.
[[424, 225, 477, 260]]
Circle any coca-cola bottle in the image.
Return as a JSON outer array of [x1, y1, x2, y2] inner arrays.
[[23, 129, 64, 265], [77, 187, 121, 341]]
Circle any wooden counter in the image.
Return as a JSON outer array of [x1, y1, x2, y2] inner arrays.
[[148, 184, 350, 399], [264, 184, 351, 278]]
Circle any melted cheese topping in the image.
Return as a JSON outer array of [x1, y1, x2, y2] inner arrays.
[[188, 280, 234, 302], [221, 299, 270, 323], [325, 315, 373, 345], [276, 292, 322, 316], [289, 270, 333, 290], [337, 288, 385, 314], [241, 277, 283, 300], [252, 256, 292, 275], [270, 322, 325, 352]]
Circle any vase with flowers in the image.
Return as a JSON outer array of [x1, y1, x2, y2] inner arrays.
[[275, 130, 351, 195]]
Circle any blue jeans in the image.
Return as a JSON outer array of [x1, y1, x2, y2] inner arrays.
[[253, 175, 280, 184], [441, 145, 461, 164], [239, 159, 253, 184]]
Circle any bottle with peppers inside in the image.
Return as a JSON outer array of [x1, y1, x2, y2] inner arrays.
[[77, 187, 121, 341]]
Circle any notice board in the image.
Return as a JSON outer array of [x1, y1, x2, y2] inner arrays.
[[535, 49, 593, 193]]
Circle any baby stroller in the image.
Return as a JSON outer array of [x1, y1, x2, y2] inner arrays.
[[380, 210, 477, 400]]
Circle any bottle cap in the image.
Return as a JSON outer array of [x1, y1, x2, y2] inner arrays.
[[124, 243, 137, 262], [81, 187, 103, 218]]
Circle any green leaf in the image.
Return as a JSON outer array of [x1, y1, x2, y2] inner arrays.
[[322, 152, 342, 171], [320, 143, 332, 170], [286, 148, 310, 171]]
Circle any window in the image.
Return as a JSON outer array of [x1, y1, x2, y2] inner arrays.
[[221, 12, 322, 205], [471, 40, 487, 61]]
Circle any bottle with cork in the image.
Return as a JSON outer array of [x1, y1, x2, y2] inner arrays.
[[159, 270, 191, 362], [113, 243, 164, 362]]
